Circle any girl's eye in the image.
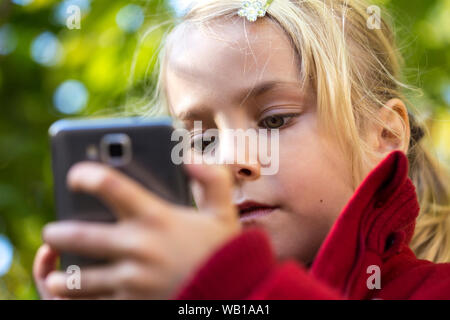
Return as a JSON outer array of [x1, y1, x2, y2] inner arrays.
[[259, 114, 297, 129], [262, 115, 285, 129]]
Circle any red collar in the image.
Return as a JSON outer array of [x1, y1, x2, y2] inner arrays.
[[310, 150, 420, 296]]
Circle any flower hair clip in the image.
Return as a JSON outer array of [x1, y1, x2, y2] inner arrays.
[[238, 0, 274, 22]]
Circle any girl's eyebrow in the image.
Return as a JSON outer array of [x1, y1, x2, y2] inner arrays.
[[177, 80, 302, 121], [177, 105, 212, 121], [234, 80, 302, 104]]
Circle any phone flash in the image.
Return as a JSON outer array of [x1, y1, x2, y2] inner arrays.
[[86, 144, 99, 160]]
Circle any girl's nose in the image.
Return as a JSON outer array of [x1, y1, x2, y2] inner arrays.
[[231, 162, 261, 181], [218, 131, 261, 181]]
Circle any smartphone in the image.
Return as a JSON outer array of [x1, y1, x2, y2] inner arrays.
[[49, 116, 192, 270]]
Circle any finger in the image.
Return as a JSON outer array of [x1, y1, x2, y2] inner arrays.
[[65, 294, 114, 300], [67, 162, 172, 221], [58, 295, 113, 300], [43, 221, 156, 260], [46, 262, 161, 299], [46, 266, 115, 298], [184, 163, 237, 221], [33, 244, 59, 300]]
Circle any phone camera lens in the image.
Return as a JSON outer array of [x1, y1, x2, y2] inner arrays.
[[101, 133, 131, 166], [109, 143, 123, 158]]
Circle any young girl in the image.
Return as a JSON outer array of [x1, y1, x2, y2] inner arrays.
[[33, 0, 450, 299]]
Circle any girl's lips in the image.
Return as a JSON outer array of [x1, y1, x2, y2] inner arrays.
[[236, 201, 279, 221]]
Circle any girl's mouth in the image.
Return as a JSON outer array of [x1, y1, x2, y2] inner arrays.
[[236, 201, 279, 222]]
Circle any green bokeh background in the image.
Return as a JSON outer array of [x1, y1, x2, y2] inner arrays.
[[0, 0, 449, 299]]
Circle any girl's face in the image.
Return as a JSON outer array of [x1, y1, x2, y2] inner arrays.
[[164, 18, 355, 264]]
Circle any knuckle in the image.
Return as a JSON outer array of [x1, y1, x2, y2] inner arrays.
[[118, 224, 151, 257], [119, 223, 166, 262], [125, 236, 148, 258], [157, 211, 174, 229], [142, 206, 173, 229], [65, 224, 86, 241], [133, 235, 163, 261], [94, 168, 117, 193], [116, 262, 143, 289]]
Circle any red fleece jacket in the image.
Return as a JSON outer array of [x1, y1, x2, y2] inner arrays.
[[173, 150, 450, 300]]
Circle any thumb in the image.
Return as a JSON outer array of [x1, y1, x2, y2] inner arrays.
[[184, 163, 237, 221]]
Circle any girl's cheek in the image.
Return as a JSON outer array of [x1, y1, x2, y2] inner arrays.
[[279, 119, 355, 222], [277, 114, 320, 175], [276, 114, 343, 210], [276, 128, 317, 199]]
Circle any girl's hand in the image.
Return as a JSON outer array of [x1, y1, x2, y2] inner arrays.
[[32, 162, 241, 299]]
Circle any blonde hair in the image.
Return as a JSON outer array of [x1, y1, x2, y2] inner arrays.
[[132, 0, 450, 263]]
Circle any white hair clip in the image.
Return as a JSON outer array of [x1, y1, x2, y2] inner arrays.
[[238, 0, 274, 22]]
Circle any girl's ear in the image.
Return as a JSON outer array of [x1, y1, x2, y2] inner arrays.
[[369, 98, 411, 156]]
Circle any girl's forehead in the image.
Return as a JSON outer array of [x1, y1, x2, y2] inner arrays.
[[167, 18, 299, 75], [165, 18, 302, 117]]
